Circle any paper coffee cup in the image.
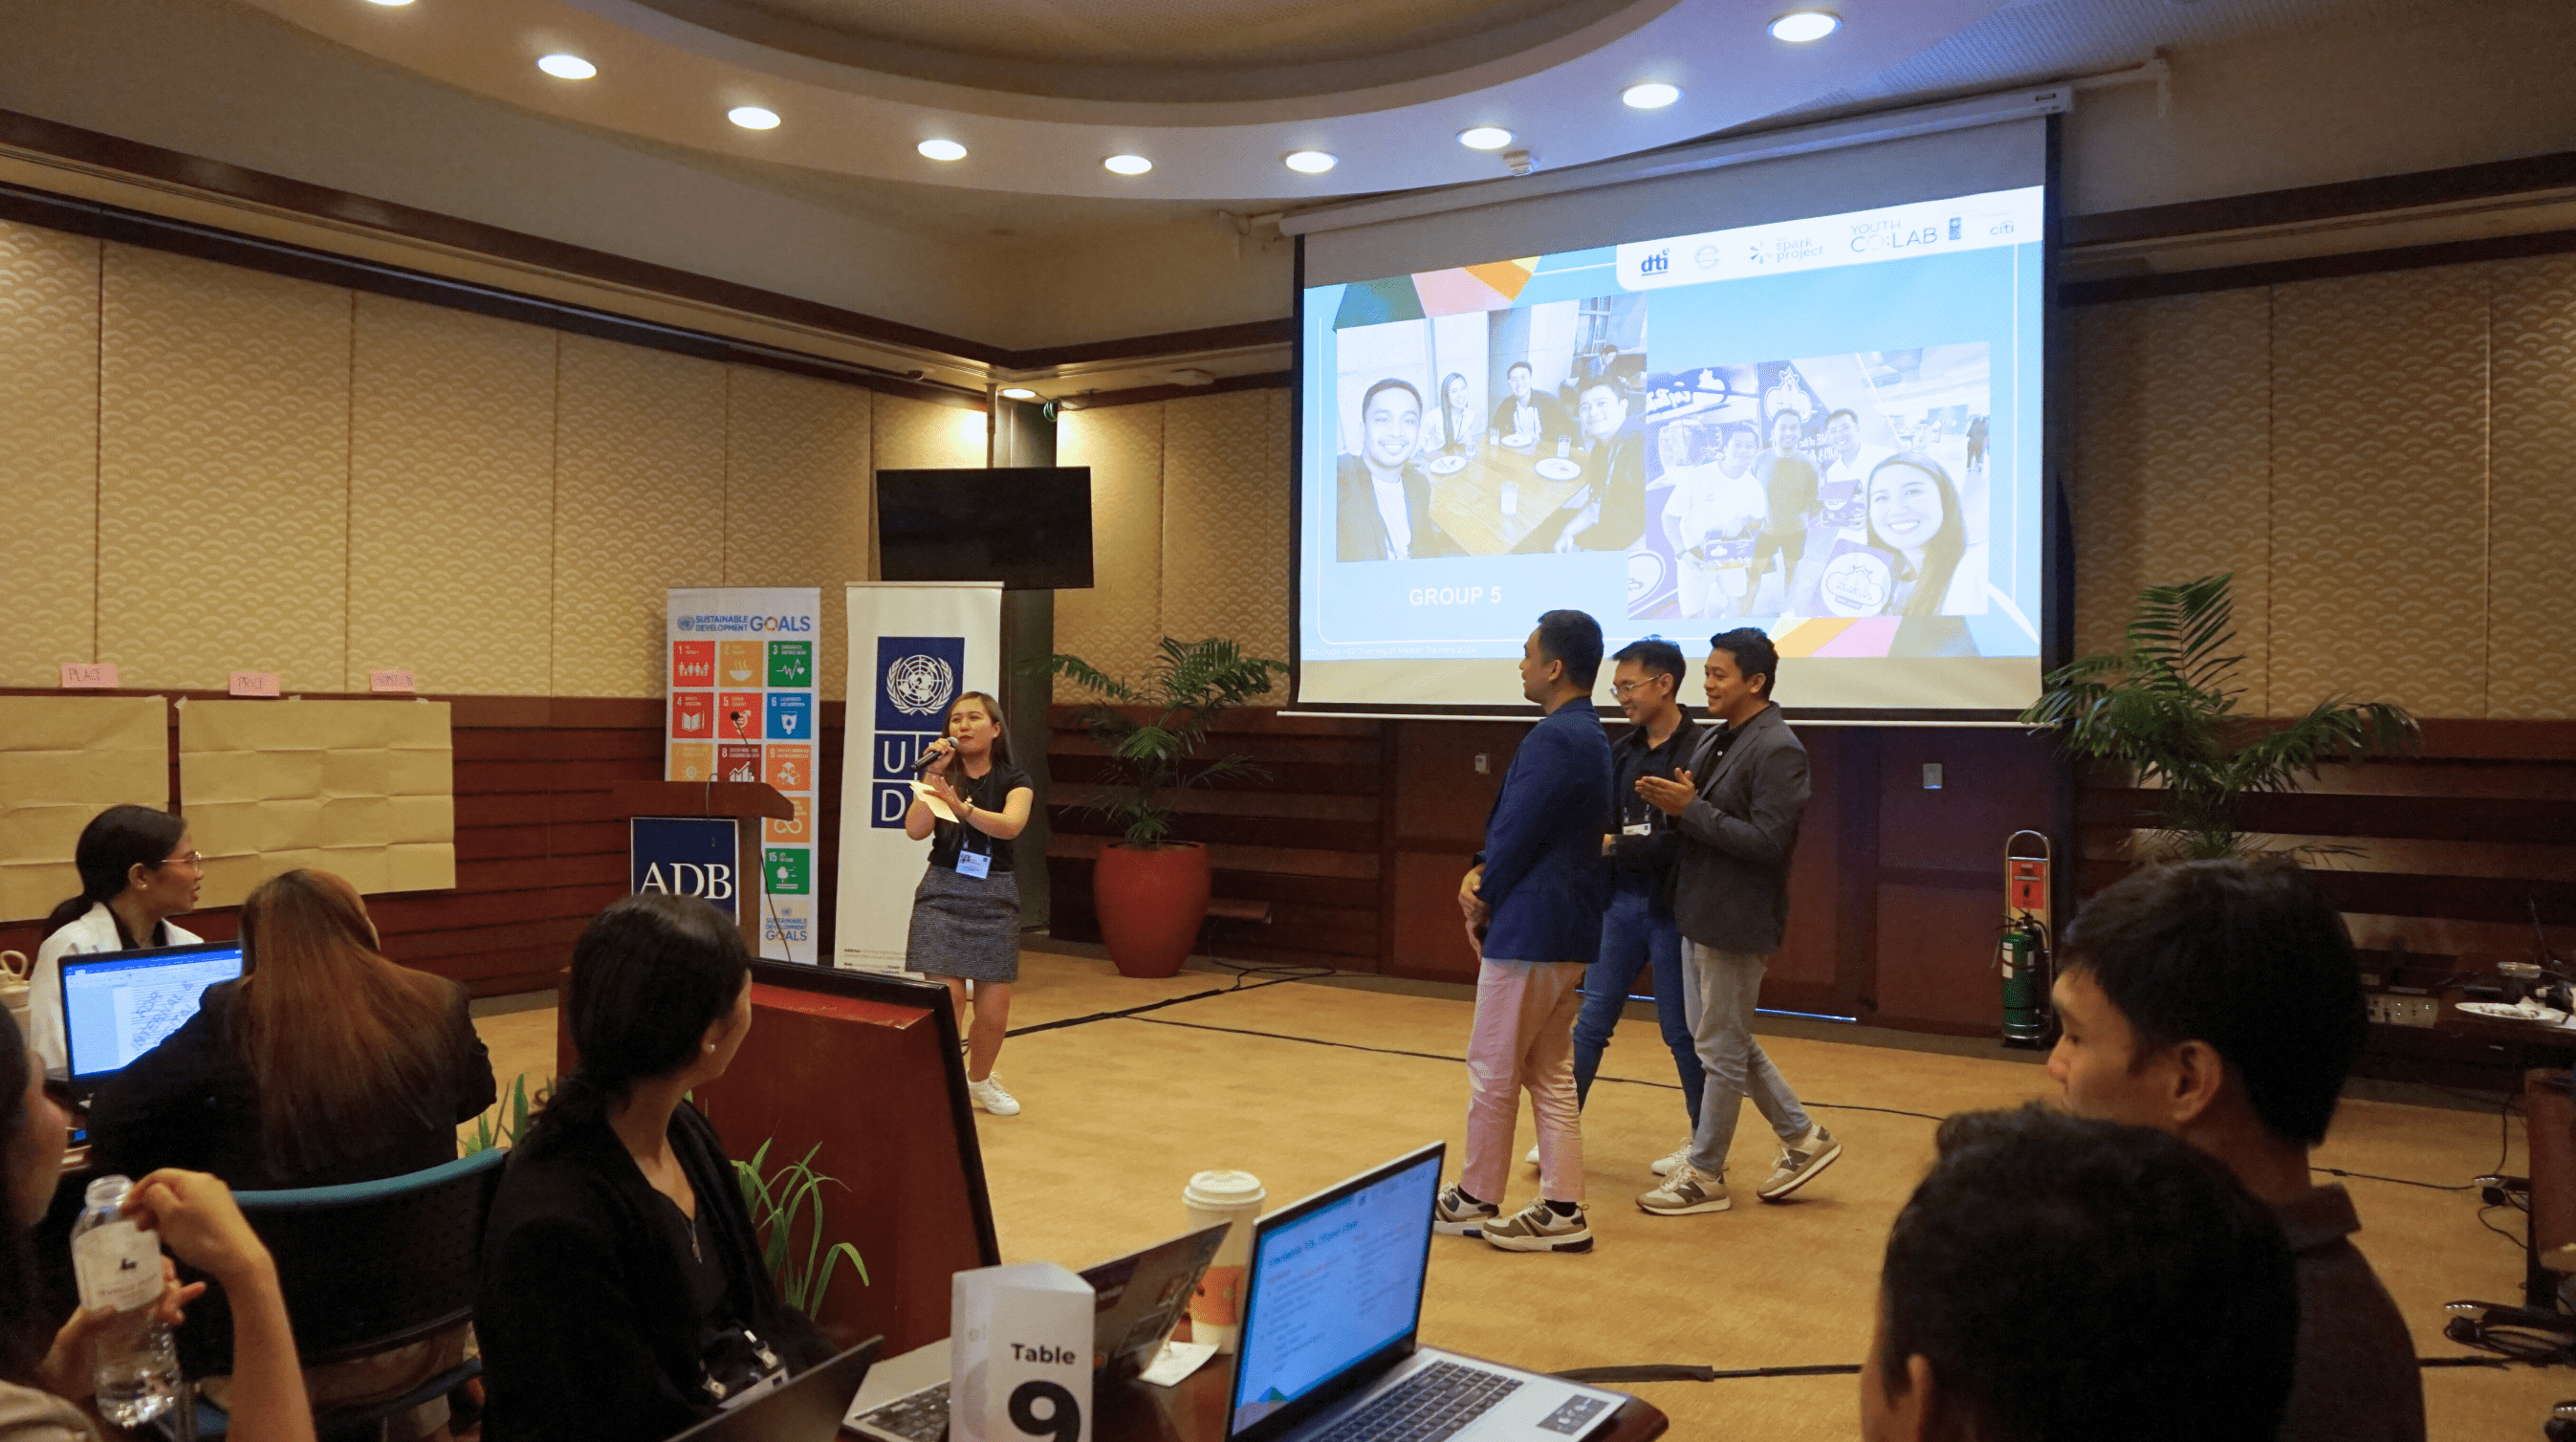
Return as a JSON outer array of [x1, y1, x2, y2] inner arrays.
[[1182, 1169, 1265, 1353]]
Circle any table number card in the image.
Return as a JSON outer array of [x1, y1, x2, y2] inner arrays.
[[951, 1262, 1092, 1442]]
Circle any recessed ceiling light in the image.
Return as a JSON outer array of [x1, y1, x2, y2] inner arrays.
[[1622, 82, 1681, 110], [536, 55, 597, 80], [1458, 126, 1515, 151], [1769, 11, 1841, 42], [1284, 150, 1338, 175], [1103, 154, 1152, 175], [728, 106, 780, 131], [362, 0, 414, 7], [999, 387, 1037, 401], [918, 139, 968, 162]]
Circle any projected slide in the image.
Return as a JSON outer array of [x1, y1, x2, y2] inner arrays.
[[1298, 185, 2046, 713]]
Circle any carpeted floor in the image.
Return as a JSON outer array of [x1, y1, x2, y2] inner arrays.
[[470, 950, 2565, 1441]]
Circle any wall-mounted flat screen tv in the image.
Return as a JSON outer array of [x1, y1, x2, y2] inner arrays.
[[876, 467, 1095, 591]]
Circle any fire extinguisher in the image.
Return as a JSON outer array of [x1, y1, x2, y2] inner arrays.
[[2000, 831, 2054, 1048]]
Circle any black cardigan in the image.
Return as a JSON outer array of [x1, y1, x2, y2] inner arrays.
[[84, 979, 495, 1191], [475, 1103, 829, 1442]]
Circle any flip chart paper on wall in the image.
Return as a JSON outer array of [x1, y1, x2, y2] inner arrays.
[[0, 697, 169, 924], [178, 699, 455, 907]]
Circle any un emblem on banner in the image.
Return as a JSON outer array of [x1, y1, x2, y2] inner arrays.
[[885, 654, 955, 717]]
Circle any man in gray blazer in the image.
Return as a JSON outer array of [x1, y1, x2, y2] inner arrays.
[[1630, 627, 1843, 1215]]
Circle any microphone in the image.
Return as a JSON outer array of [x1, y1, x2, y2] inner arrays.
[[911, 738, 955, 775]]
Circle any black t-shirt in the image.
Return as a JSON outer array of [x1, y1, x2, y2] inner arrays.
[[928, 762, 1034, 873]]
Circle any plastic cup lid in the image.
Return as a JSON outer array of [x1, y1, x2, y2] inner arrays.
[[1185, 1169, 1266, 1208]]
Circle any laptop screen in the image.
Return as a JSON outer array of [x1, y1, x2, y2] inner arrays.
[[1230, 1145, 1443, 1439], [60, 943, 246, 1084]]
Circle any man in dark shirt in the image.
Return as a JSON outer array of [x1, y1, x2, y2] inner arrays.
[[1750, 408, 1819, 606], [1562, 638, 1702, 1176], [1864, 1105, 2299, 1442], [1512, 381, 1645, 554], [2048, 860, 2424, 1442]]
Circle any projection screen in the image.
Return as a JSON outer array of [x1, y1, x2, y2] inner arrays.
[[1290, 111, 2056, 718]]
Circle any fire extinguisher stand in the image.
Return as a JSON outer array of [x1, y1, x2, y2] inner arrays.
[[1999, 831, 2055, 1048]]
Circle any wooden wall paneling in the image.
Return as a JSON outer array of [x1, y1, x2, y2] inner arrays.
[[1861, 730, 2059, 1034], [1758, 727, 1847, 1018], [347, 295, 557, 695], [1385, 719, 1521, 982], [98, 245, 352, 691], [1869, 883, 2008, 1038], [0, 220, 100, 686]]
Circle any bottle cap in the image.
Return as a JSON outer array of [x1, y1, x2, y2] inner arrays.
[[83, 1175, 132, 1209]]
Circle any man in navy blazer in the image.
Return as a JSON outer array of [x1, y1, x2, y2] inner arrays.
[[1433, 610, 1613, 1255]]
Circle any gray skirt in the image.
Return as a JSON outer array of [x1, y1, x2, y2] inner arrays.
[[906, 863, 1022, 981]]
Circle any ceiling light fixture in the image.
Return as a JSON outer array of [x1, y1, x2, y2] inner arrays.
[[1284, 150, 1338, 175], [536, 55, 597, 80], [999, 387, 1037, 401], [728, 106, 780, 130], [1103, 154, 1152, 175], [917, 139, 968, 162], [1457, 126, 1514, 151], [1622, 82, 1680, 110], [1769, 11, 1841, 42], [361, 0, 414, 7]]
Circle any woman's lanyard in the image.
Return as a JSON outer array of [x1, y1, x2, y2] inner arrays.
[[950, 773, 993, 879]]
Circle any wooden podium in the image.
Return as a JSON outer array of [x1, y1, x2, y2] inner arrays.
[[610, 780, 795, 954], [561, 959, 1000, 1357]]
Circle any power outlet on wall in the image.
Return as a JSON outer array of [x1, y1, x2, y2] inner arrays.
[[1474, 754, 1490, 775], [2365, 994, 2438, 1028]]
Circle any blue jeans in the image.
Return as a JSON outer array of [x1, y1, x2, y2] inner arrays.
[[1570, 877, 1701, 1127]]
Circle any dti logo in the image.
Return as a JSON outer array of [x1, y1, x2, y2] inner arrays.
[[1639, 250, 1670, 274], [885, 654, 955, 717]]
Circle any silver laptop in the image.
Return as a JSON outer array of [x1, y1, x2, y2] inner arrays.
[[1227, 1143, 1624, 1442]]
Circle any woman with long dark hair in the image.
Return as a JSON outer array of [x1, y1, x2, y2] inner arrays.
[[0, 1008, 314, 1441], [29, 807, 203, 1077], [476, 894, 824, 1442], [1864, 452, 1978, 617], [87, 868, 495, 1188], [903, 691, 1034, 1116]]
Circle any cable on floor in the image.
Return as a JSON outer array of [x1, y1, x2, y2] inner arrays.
[[1003, 974, 1302, 1039]]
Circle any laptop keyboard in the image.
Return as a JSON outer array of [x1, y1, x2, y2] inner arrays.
[[1314, 1361, 1522, 1442], [853, 1381, 950, 1441]]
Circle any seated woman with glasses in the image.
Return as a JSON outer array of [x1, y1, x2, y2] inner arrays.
[[476, 894, 825, 1442], [28, 805, 206, 1078]]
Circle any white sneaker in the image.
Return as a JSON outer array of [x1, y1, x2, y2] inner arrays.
[[1524, 1145, 1540, 1168], [969, 1075, 1020, 1116], [1649, 1140, 1692, 1177]]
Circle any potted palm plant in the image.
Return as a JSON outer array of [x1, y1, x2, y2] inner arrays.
[[1050, 638, 1289, 977], [2019, 573, 2416, 860]]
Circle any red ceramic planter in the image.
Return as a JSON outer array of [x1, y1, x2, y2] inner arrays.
[[1093, 841, 1212, 979]]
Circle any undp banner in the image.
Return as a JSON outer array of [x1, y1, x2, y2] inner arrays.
[[666, 586, 820, 963], [835, 582, 1002, 972]]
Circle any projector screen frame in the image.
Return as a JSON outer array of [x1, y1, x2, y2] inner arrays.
[[1283, 110, 2067, 723]]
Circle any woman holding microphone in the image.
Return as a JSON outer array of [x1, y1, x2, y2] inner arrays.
[[904, 691, 1034, 1117]]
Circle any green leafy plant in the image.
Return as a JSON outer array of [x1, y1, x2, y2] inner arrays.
[[1048, 638, 1290, 848], [732, 1139, 869, 1318], [2019, 573, 2417, 861], [461, 1073, 546, 1155]]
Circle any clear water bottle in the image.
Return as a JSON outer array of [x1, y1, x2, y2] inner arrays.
[[69, 1175, 180, 1428]]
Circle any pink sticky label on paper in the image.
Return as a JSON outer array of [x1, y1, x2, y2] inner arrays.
[[59, 663, 118, 689], [368, 669, 417, 693], [229, 671, 283, 698]]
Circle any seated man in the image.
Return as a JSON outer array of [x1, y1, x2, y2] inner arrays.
[[2048, 860, 2424, 1442], [1866, 1104, 2298, 1442]]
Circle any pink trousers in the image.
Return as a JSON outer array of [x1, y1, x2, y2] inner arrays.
[[1460, 958, 1587, 1204]]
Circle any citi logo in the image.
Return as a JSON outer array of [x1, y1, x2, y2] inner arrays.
[[1639, 250, 1670, 274]]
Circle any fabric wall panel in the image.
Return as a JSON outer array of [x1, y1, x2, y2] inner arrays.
[[2488, 254, 2576, 720], [348, 295, 557, 695], [98, 246, 351, 691], [1160, 389, 1292, 699], [1054, 404, 1166, 700], [871, 393, 987, 471], [552, 335, 728, 698], [2268, 269, 2490, 718], [2065, 290, 2275, 711], [0, 222, 99, 686], [725, 367, 875, 701]]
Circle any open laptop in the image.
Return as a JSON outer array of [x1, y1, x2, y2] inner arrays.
[[57, 942, 245, 1106], [667, 1339, 880, 1442], [848, 1220, 1232, 1442], [1229, 1143, 1624, 1442]]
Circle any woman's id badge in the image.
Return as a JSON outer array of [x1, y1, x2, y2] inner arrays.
[[955, 849, 993, 879]]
